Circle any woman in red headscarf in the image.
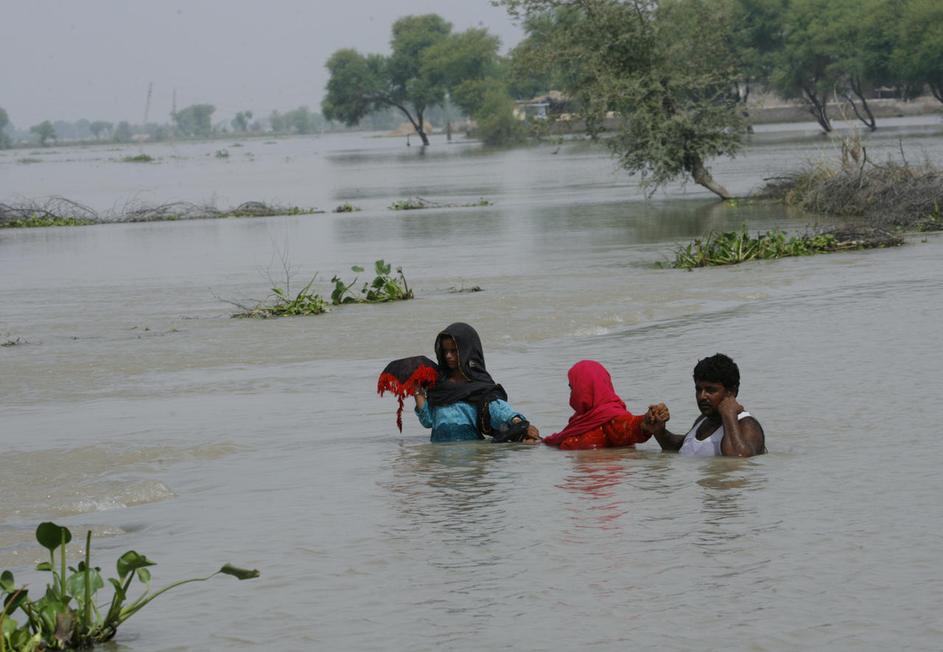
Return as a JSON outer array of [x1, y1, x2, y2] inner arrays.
[[541, 360, 667, 450]]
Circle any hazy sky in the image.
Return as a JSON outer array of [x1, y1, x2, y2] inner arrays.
[[1, 1, 524, 127]]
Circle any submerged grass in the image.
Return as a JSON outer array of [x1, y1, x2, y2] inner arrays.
[[670, 227, 902, 269], [232, 276, 330, 319]]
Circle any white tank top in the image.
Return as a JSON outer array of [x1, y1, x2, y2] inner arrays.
[[679, 411, 752, 457]]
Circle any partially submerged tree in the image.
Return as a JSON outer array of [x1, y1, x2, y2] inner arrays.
[[501, 0, 747, 199], [89, 120, 113, 140]]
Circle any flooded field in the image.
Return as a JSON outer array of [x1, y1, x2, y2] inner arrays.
[[2, 121, 942, 650]]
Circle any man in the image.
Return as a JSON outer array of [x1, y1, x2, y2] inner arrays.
[[648, 353, 765, 457]]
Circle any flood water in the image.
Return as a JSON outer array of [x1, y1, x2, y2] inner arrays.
[[2, 120, 943, 650]]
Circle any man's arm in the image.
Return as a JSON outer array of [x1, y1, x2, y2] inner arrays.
[[718, 396, 765, 457], [645, 403, 685, 452]]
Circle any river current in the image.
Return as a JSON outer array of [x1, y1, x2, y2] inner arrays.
[[2, 119, 942, 650]]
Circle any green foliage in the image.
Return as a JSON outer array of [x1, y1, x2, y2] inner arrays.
[[892, 0, 943, 103], [389, 197, 492, 210], [172, 104, 215, 138], [230, 110, 253, 133], [499, 0, 746, 198], [671, 228, 838, 268], [269, 107, 325, 134], [236, 276, 330, 318], [474, 81, 526, 146], [0, 215, 96, 229], [331, 260, 413, 305], [121, 154, 154, 163], [29, 121, 56, 147], [0, 522, 258, 651]]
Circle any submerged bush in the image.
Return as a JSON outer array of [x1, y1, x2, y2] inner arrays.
[[0, 522, 258, 651], [389, 197, 492, 210]]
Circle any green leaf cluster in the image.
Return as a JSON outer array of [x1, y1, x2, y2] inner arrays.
[[671, 228, 838, 268], [331, 260, 413, 305], [1, 522, 258, 652]]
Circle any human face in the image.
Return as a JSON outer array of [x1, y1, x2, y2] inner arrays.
[[440, 336, 459, 370], [694, 379, 733, 418]]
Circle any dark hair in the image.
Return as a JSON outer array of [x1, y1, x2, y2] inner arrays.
[[693, 353, 740, 392]]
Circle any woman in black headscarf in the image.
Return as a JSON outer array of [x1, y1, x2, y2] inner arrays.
[[412, 323, 539, 442]]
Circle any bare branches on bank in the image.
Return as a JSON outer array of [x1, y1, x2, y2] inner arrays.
[[0, 199, 324, 228]]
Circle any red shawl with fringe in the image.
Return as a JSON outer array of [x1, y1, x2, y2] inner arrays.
[[377, 356, 439, 431]]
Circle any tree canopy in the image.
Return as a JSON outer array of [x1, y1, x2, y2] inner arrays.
[[172, 104, 215, 138], [322, 14, 506, 146], [501, 0, 747, 198], [30, 120, 56, 146], [0, 108, 11, 149]]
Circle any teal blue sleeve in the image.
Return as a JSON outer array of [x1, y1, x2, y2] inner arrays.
[[488, 400, 524, 429], [415, 401, 434, 429]]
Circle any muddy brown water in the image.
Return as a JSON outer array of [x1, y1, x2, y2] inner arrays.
[[2, 120, 942, 650]]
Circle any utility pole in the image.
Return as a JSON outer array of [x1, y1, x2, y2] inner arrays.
[[143, 82, 153, 123]]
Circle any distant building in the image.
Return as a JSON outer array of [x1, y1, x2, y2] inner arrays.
[[513, 91, 570, 121]]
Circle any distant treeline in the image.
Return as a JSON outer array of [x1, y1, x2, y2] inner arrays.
[[0, 101, 459, 148]]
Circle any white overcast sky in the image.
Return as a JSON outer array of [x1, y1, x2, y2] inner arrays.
[[1, 1, 524, 127]]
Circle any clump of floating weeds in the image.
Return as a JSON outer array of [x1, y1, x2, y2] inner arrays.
[[233, 275, 330, 318], [331, 260, 413, 305], [0, 522, 258, 652], [120, 154, 154, 163], [669, 227, 902, 269], [333, 203, 361, 213], [389, 197, 493, 210]]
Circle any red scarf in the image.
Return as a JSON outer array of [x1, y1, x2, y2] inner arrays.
[[543, 360, 629, 446]]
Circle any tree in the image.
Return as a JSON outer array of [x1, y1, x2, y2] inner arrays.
[[0, 107, 11, 149], [893, 0, 943, 104], [231, 110, 253, 132], [172, 103, 215, 137], [769, 0, 840, 132], [89, 120, 113, 140], [113, 121, 133, 143], [501, 0, 747, 199], [30, 120, 56, 146], [322, 14, 454, 146], [424, 27, 503, 117]]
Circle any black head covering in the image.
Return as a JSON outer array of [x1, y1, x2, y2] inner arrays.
[[427, 322, 508, 407]]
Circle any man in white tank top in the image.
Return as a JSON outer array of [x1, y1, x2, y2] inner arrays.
[[646, 353, 765, 458]]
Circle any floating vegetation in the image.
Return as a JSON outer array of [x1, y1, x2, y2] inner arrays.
[[0, 197, 324, 228], [760, 157, 943, 232], [333, 202, 361, 213], [448, 285, 483, 293], [0, 522, 258, 651], [214, 149, 229, 159], [121, 154, 154, 163], [15, 158, 42, 164], [670, 227, 902, 269], [389, 196, 493, 210], [232, 276, 330, 318], [1, 337, 27, 347], [331, 260, 413, 304], [0, 197, 99, 228]]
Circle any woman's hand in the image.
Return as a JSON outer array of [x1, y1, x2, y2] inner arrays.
[[642, 403, 670, 433], [413, 385, 427, 410], [522, 424, 541, 444]]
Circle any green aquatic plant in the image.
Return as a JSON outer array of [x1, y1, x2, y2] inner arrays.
[[671, 229, 838, 269], [0, 522, 258, 652], [120, 154, 154, 163], [331, 260, 413, 305], [234, 275, 329, 318]]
